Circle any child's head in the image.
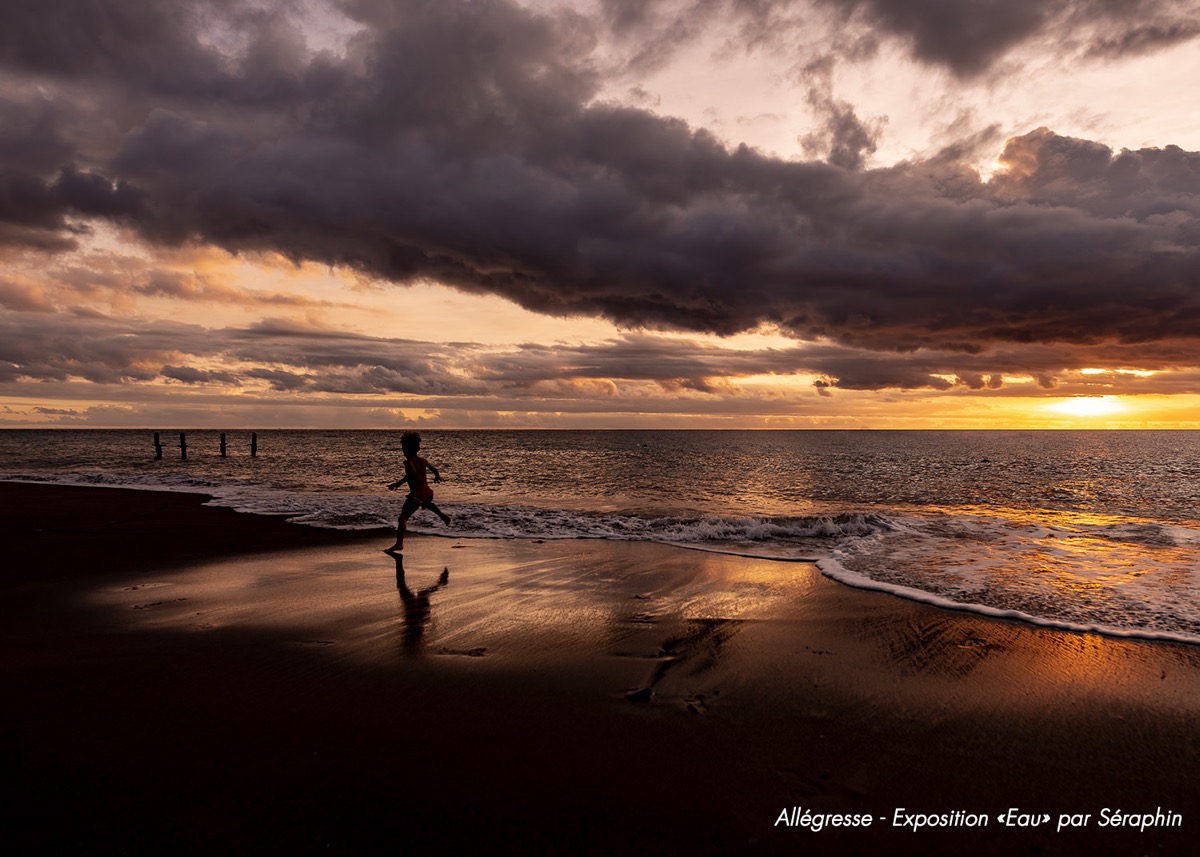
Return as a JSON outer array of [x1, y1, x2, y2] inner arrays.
[[400, 431, 421, 458]]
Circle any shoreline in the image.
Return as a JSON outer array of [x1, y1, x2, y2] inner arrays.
[[11, 479, 1197, 648], [3, 482, 1198, 855]]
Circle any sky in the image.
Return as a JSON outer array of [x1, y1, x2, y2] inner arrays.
[[2, 0, 1200, 429]]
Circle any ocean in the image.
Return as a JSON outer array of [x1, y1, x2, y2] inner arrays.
[[3, 428, 1199, 644]]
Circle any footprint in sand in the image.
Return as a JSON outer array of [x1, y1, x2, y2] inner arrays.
[[624, 687, 654, 703], [437, 647, 488, 657], [132, 598, 187, 610], [626, 612, 658, 624]]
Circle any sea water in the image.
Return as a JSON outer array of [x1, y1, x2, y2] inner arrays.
[[3, 429, 1199, 644]]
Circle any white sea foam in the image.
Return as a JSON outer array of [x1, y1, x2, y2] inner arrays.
[[818, 555, 1200, 646], [822, 508, 1200, 645]]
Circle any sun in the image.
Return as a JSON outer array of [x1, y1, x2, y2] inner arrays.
[[1047, 396, 1126, 418]]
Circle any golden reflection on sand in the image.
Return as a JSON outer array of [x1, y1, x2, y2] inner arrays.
[[84, 537, 1200, 724], [87, 540, 818, 669]]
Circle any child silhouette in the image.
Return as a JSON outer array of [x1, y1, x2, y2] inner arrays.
[[385, 431, 451, 553]]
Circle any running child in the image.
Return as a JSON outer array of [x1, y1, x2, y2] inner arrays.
[[385, 431, 451, 553]]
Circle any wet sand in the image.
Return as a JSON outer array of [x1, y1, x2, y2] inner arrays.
[[3, 483, 1198, 855]]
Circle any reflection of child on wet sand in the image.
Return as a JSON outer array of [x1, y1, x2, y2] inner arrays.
[[392, 554, 449, 651], [385, 431, 451, 553]]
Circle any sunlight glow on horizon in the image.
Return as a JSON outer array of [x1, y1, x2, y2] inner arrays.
[[1045, 396, 1126, 418]]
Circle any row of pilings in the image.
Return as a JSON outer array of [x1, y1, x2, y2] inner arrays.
[[154, 431, 258, 460]]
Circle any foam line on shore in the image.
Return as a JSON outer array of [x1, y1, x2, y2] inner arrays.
[[817, 555, 1200, 647]]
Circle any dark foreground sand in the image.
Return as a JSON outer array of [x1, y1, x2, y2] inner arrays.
[[3, 483, 1198, 856]]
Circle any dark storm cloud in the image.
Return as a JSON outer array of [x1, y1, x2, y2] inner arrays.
[[795, 336, 1200, 392], [0, 310, 191, 383], [595, 0, 1200, 78], [161, 364, 240, 385], [1086, 19, 1200, 58], [817, 0, 1200, 78], [468, 334, 1200, 395], [820, 0, 1057, 78], [796, 55, 885, 171], [226, 319, 490, 395], [0, 0, 319, 102], [0, 309, 489, 394], [0, 166, 145, 250], [475, 333, 775, 392], [0, 96, 77, 173], [1, 0, 1199, 360]]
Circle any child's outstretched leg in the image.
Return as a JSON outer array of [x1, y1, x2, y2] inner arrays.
[[427, 500, 451, 527]]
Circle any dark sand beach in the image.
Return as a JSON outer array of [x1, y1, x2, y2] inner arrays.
[[3, 483, 1198, 855]]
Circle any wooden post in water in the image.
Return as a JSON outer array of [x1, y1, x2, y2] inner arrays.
[[250, 432, 258, 458], [220, 432, 227, 457], [153, 432, 163, 460], [179, 432, 187, 460]]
